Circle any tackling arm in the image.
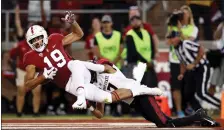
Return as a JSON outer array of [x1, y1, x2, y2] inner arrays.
[[88, 103, 105, 119], [81, 61, 116, 73], [24, 65, 45, 92]]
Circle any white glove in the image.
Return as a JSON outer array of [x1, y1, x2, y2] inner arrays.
[[43, 67, 58, 80], [133, 62, 147, 82]]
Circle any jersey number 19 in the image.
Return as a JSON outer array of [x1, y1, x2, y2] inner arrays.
[[44, 49, 66, 68]]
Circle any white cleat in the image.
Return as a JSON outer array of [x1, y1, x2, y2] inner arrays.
[[149, 87, 163, 96], [139, 85, 163, 96], [72, 97, 87, 110]]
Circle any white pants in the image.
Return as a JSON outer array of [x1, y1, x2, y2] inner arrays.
[[66, 60, 112, 103]]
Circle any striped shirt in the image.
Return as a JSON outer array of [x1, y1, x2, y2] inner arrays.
[[174, 40, 208, 67]]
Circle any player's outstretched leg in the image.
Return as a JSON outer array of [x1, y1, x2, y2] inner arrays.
[[167, 108, 220, 127], [67, 60, 87, 109], [132, 84, 163, 96]]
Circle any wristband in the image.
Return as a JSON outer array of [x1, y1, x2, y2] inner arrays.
[[89, 106, 94, 112]]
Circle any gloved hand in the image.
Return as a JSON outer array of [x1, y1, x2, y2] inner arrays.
[[43, 67, 58, 80], [133, 62, 147, 82], [61, 11, 76, 24]]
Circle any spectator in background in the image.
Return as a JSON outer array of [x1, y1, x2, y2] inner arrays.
[[2, 51, 17, 113], [208, 20, 224, 95], [93, 15, 123, 69], [125, 13, 158, 88], [28, 0, 51, 23], [93, 15, 123, 116], [187, 0, 213, 40], [11, 5, 41, 117], [124, 6, 159, 58], [2, 51, 15, 82], [85, 18, 101, 60], [166, 5, 199, 117]]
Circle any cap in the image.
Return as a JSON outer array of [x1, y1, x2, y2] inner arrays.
[[129, 6, 140, 20], [101, 15, 112, 23], [166, 31, 181, 38]]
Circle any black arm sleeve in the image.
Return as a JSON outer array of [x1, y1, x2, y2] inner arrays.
[[94, 37, 98, 46], [120, 36, 123, 44], [150, 33, 155, 60], [126, 35, 147, 63]]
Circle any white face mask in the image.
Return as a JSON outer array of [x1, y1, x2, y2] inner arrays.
[[29, 36, 45, 52]]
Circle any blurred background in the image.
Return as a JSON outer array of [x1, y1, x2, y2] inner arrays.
[[1, 0, 224, 118]]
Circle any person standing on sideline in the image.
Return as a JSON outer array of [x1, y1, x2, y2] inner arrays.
[[85, 18, 101, 60], [186, 0, 213, 40], [208, 20, 224, 95], [10, 4, 41, 117], [93, 15, 123, 116], [166, 30, 221, 110], [125, 14, 158, 88], [166, 5, 199, 117]]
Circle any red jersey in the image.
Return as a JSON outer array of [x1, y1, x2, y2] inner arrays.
[[10, 40, 31, 70], [23, 33, 72, 89], [85, 34, 95, 60], [123, 23, 155, 37]]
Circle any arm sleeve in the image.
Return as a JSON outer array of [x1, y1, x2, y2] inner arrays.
[[94, 37, 98, 46], [126, 35, 138, 63], [150, 33, 155, 59], [81, 61, 105, 72], [120, 36, 123, 44]]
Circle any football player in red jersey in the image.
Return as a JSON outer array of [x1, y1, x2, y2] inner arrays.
[[23, 11, 89, 109], [10, 40, 41, 117]]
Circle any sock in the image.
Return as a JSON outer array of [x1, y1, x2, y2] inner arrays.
[[76, 86, 85, 96]]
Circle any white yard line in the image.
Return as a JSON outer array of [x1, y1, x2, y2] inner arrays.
[[2, 122, 215, 130]]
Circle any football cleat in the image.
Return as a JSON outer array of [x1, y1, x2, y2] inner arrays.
[[141, 85, 163, 96], [195, 108, 221, 127], [72, 96, 87, 110]]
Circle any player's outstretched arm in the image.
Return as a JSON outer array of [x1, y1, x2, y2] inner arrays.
[[62, 11, 84, 46], [88, 103, 105, 119], [25, 65, 45, 92], [80, 61, 116, 73]]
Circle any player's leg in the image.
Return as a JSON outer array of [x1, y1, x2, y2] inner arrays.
[[168, 108, 220, 127], [170, 62, 185, 117], [134, 95, 220, 127], [67, 60, 88, 109], [133, 95, 169, 127], [16, 68, 26, 117], [31, 85, 41, 116], [194, 65, 220, 108], [16, 86, 25, 117]]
